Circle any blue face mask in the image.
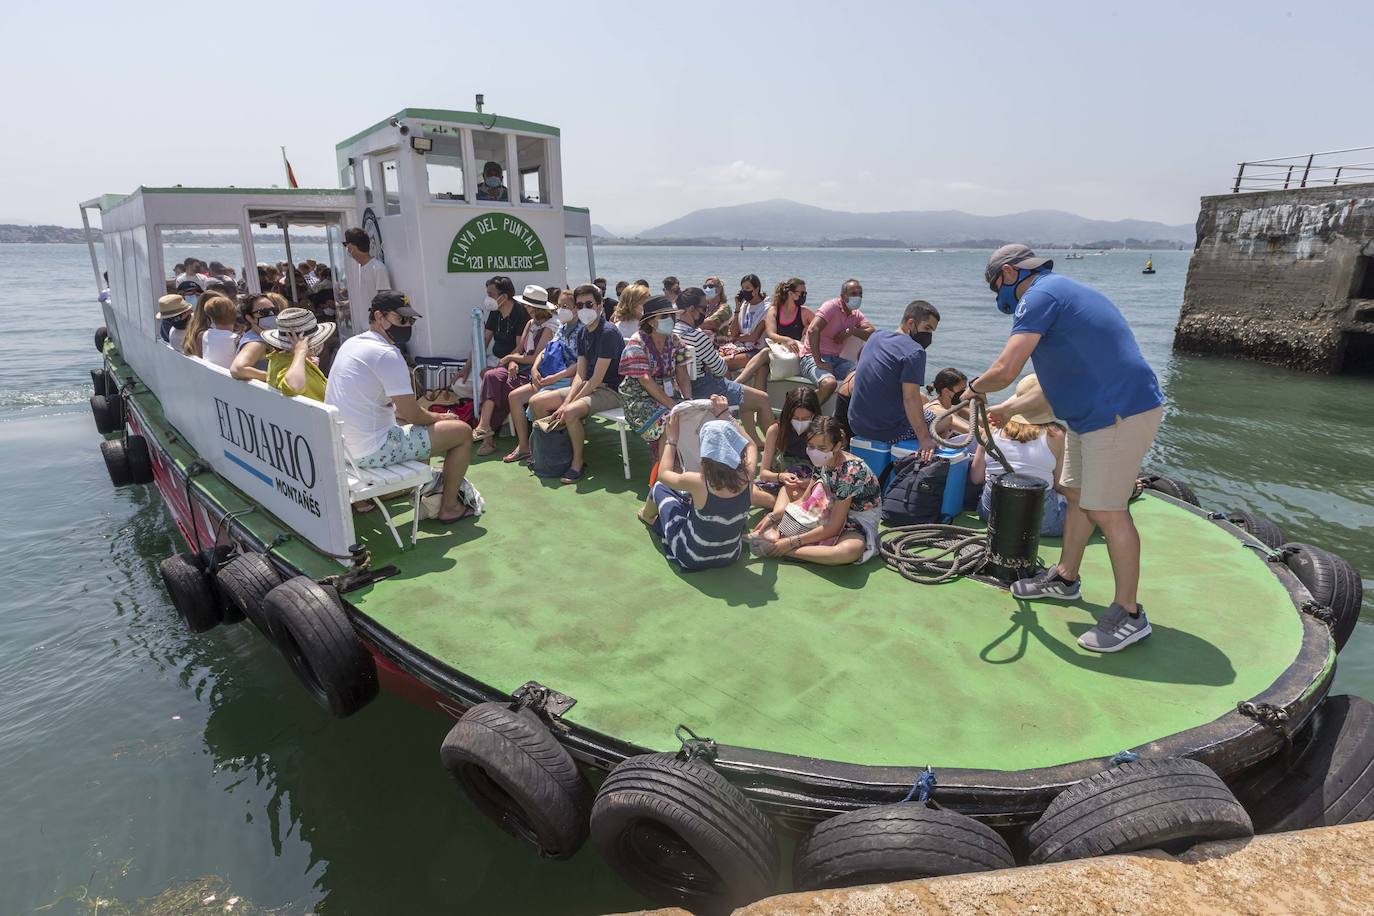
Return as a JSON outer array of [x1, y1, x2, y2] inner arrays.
[[484, 175, 502, 188], [995, 269, 1035, 314], [185, 294, 200, 307]]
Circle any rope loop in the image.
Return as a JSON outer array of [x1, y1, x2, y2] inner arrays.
[[901, 765, 937, 803], [674, 724, 718, 765]]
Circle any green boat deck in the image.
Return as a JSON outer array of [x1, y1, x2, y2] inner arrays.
[[345, 421, 1305, 772]]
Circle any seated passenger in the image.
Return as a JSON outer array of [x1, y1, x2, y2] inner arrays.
[[847, 299, 941, 457], [762, 277, 812, 365], [800, 279, 876, 404], [674, 287, 771, 447], [325, 292, 477, 523], [181, 293, 225, 357], [612, 283, 651, 338], [700, 277, 732, 333], [970, 376, 1068, 536], [662, 276, 680, 305], [230, 293, 284, 382], [504, 289, 581, 463], [458, 275, 528, 389], [749, 416, 881, 565], [476, 160, 510, 202], [156, 295, 193, 349], [618, 296, 693, 457], [260, 307, 334, 401], [924, 367, 971, 438], [726, 273, 772, 386], [197, 295, 241, 369], [752, 386, 821, 508], [527, 283, 623, 485], [647, 402, 756, 572], [473, 285, 556, 455]]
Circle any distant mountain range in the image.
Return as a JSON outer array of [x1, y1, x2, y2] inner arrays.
[[607, 199, 1194, 248]]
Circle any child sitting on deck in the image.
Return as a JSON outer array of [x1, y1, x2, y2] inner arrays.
[[645, 398, 756, 572], [752, 386, 820, 508], [261, 307, 334, 401]]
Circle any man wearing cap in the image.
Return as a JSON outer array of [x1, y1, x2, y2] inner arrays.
[[325, 292, 478, 523], [965, 244, 1164, 653], [476, 161, 509, 202], [176, 277, 204, 310], [260, 307, 335, 401], [156, 294, 193, 349]]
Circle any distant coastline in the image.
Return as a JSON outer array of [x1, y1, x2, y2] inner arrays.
[[592, 236, 1189, 251]]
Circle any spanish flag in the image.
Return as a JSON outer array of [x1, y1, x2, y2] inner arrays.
[[281, 147, 299, 189]]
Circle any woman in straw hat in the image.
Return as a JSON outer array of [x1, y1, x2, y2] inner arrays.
[[969, 374, 1068, 536], [155, 295, 194, 350], [260, 307, 336, 401], [471, 285, 556, 455]]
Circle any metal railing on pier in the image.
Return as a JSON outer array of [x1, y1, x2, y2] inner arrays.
[[1231, 146, 1374, 193]]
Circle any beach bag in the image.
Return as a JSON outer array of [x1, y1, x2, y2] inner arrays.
[[540, 337, 575, 377], [881, 455, 949, 526], [530, 417, 573, 478], [767, 340, 801, 378], [777, 479, 831, 537]]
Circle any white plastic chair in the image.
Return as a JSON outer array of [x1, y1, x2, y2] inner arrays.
[[344, 456, 435, 549]]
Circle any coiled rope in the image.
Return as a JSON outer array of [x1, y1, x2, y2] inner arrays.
[[879, 394, 1013, 585]]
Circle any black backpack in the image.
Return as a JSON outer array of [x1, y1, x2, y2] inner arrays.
[[530, 421, 573, 478], [881, 454, 949, 526]]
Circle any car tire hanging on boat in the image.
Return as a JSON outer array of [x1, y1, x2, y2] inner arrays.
[[215, 552, 283, 632], [158, 553, 222, 633], [94, 326, 108, 353], [1225, 510, 1287, 550], [1026, 757, 1252, 864], [439, 702, 592, 859], [124, 435, 153, 485], [260, 576, 378, 717], [90, 367, 111, 396], [90, 392, 124, 434], [100, 440, 133, 487], [794, 802, 1014, 891], [1230, 694, 1374, 833], [1282, 542, 1364, 652], [590, 752, 778, 912], [1139, 472, 1200, 507]]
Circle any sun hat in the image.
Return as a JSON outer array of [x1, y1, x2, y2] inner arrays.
[[1005, 373, 1057, 426], [699, 419, 748, 467], [985, 244, 1054, 290], [640, 295, 680, 322], [261, 307, 336, 351], [155, 294, 192, 319], [514, 284, 551, 311]]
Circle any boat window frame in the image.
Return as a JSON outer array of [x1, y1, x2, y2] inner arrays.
[[150, 222, 251, 341]]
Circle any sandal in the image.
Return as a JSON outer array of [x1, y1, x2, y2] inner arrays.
[[502, 448, 532, 464], [560, 465, 585, 485], [435, 504, 477, 524], [477, 441, 497, 456]]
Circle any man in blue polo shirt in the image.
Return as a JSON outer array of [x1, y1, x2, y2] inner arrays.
[[847, 300, 941, 457], [964, 244, 1164, 654]]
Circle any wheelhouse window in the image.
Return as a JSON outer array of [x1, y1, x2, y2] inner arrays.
[[155, 226, 247, 344], [381, 160, 401, 215], [359, 159, 374, 204], [426, 136, 466, 201], [472, 132, 510, 203], [517, 136, 550, 204]]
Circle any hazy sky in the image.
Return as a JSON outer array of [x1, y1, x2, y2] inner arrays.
[[2, 0, 1369, 233]]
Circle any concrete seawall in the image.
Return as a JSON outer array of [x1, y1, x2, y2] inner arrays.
[[1174, 182, 1374, 372], [628, 821, 1374, 915]]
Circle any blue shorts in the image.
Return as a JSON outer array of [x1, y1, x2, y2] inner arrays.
[[692, 373, 745, 407], [800, 355, 856, 385]]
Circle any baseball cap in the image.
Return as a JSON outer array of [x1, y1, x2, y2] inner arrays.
[[985, 244, 1053, 290], [371, 291, 421, 319], [176, 278, 204, 293]]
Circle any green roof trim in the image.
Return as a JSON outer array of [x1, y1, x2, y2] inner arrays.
[[563, 205, 590, 213], [335, 108, 560, 151]]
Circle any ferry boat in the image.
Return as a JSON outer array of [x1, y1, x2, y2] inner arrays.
[[80, 106, 1367, 911]]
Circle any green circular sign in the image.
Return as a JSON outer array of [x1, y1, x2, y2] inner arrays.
[[446, 213, 549, 273]]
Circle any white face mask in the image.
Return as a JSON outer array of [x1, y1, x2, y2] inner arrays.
[[703, 285, 718, 300], [557, 307, 575, 324], [577, 307, 598, 326], [483, 295, 498, 311], [806, 446, 834, 468], [846, 295, 862, 309], [790, 418, 811, 434], [655, 317, 676, 335]]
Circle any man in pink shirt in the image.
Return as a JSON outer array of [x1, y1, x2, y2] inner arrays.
[[800, 278, 876, 403]]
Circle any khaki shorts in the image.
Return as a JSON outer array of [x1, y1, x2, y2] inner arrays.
[[572, 385, 622, 415], [1060, 405, 1163, 511]]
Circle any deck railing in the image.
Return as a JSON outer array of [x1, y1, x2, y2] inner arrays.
[[1232, 146, 1374, 193]]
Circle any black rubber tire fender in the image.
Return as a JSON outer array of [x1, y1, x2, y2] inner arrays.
[[1226, 510, 1286, 549], [95, 326, 109, 353], [158, 552, 221, 633], [124, 434, 154, 485], [90, 393, 124, 434], [590, 752, 778, 912], [215, 552, 283, 631], [91, 367, 111, 396], [260, 576, 377, 717], [1139, 472, 1200, 507], [795, 802, 1014, 891], [439, 702, 592, 859], [1234, 694, 1374, 833], [1284, 542, 1364, 653], [100, 439, 132, 487], [1026, 758, 1252, 864]]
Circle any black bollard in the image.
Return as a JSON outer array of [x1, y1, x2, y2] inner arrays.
[[986, 473, 1048, 585]]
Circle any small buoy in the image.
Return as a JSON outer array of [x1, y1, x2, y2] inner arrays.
[[1027, 757, 1251, 864], [90, 392, 124, 434], [261, 576, 378, 717], [158, 553, 222, 633], [591, 752, 777, 911], [440, 702, 592, 859], [1283, 543, 1364, 652], [215, 552, 283, 630]]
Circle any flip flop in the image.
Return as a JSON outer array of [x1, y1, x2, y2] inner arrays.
[[471, 427, 495, 441], [435, 504, 477, 524], [502, 449, 532, 463], [477, 442, 497, 456]]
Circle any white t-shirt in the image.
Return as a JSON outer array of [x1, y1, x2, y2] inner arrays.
[[200, 328, 238, 369], [737, 298, 767, 348], [325, 330, 414, 457], [348, 256, 391, 322], [168, 326, 187, 351]]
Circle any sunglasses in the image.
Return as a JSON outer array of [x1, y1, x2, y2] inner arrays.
[[388, 313, 417, 326], [574, 299, 597, 308], [251, 308, 276, 318]]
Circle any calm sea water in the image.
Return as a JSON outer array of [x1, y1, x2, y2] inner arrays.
[[1, 242, 1370, 914]]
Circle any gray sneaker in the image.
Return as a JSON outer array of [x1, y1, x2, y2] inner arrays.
[[1010, 566, 1082, 601], [1078, 604, 1152, 653]]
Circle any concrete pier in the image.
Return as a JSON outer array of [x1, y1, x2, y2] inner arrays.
[[628, 821, 1374, 915], [1174, 182, 1374, 372]]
